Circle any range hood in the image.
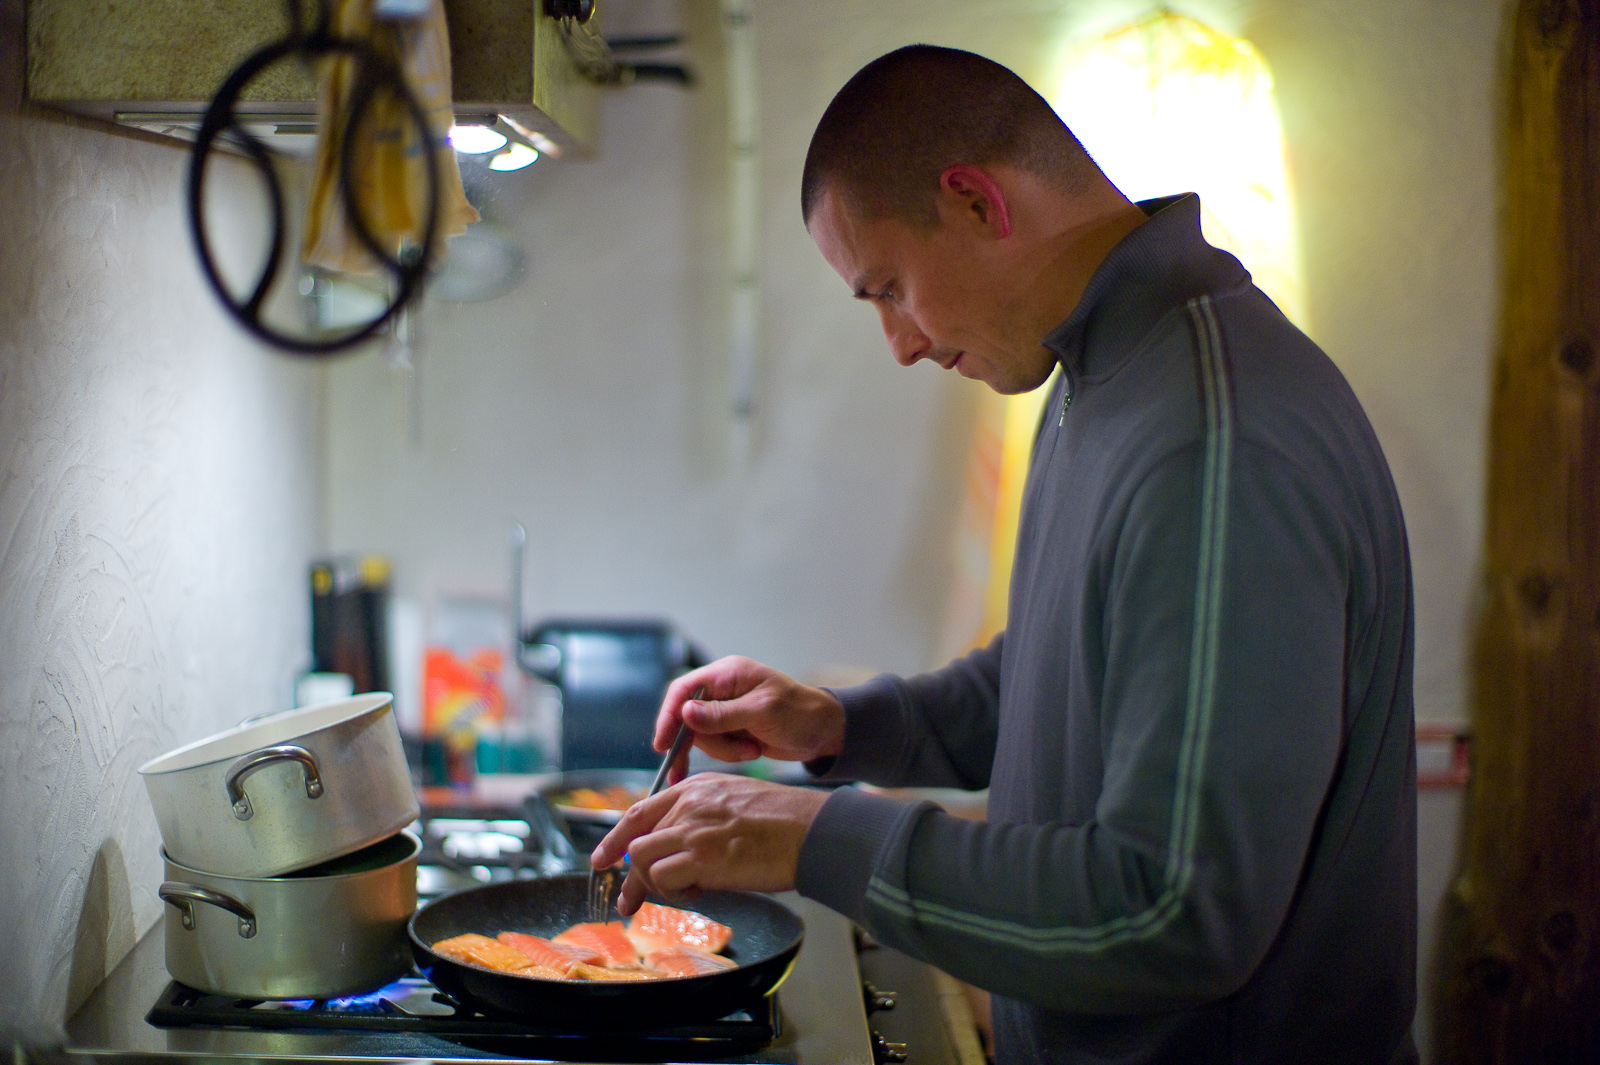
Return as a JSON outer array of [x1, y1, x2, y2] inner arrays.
[[25, 0, 600, 156]]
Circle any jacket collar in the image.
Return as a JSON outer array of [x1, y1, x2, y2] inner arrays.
[[1041, 193, 1252, 382]]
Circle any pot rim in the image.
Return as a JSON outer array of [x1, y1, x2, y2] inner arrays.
[[160, 829, 421, 884], [138, 693, 394, 777]]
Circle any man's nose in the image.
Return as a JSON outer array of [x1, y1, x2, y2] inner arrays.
[[879, 308, 930, 367]]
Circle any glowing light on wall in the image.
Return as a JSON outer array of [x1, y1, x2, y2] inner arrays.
[[1046, 11, 1307, 328]]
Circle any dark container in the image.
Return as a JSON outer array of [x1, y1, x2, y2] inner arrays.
[[517, 619, 705, 771], [311, 555, 391, 694]]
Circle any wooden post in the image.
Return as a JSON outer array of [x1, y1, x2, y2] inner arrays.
[[1435, 0, 1600, 1061]]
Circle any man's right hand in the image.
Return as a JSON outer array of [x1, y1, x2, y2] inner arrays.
[[654, 656, 845, 786]]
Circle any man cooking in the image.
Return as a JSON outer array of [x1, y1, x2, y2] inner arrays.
[[591, 45, 1417, 1065]]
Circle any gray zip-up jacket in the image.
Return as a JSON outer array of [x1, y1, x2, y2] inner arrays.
[[796, 194, 1417, 1064]]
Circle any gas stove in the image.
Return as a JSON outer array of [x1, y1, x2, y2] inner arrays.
[[146, 973, 780, 1054], [59, 794, 916, 1065], [64, 894, 877, 1064]]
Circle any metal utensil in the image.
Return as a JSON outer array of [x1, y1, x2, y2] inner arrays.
[[587, 686, 704, 920], [650, 706, 700, 797]]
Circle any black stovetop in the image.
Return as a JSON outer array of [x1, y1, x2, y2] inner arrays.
[[146, 974, 779, 1059]]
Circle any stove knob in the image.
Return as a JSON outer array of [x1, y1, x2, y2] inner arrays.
[[862, 982, 898, 1012], [871, 1030, 910, 1064]]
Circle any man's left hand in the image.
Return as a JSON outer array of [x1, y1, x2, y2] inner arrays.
[[589, 775, 831, 916]]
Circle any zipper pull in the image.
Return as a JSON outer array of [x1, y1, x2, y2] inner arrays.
[[1058, 375, 1073, 426]]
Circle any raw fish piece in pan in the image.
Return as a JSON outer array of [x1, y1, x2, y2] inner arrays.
[[645, 945, 739, 978], [554, 921, 641, 968], [431, 933, 569, 978], [497, 931, 604, 973], [626, 901, 733, 955], [568, 961, 663, 981]]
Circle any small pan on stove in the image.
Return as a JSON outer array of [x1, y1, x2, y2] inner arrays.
[[408, 874, 805, 1029], [539, 768, 656, 826]]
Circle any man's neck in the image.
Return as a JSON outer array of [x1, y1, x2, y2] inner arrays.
[[1021, 184, 1149, 338]]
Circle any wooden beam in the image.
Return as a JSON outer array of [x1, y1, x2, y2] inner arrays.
[[1436, 0, 1600, 1060]]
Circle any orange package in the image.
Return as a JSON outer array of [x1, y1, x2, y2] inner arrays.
[[423, 646, 505, 739]]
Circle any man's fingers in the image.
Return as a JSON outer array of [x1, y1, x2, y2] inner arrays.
[[643, 851, 703, 898], [590, 789, 675, 869], [653, 656, 762, 751], [691, 732, 763, 763], [683, 696, 749, 734], [654, 670, 711, 751], [616, 867, 652, 917], [615, 824, 692, 913]]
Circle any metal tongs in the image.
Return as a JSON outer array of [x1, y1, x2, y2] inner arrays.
[[587, 686, 703, 921]]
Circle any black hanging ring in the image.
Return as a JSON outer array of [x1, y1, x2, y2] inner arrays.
[[187, 30, 442, 356]]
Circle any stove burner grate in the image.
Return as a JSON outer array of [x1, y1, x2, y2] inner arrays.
[[146, 977, 779, 1054]]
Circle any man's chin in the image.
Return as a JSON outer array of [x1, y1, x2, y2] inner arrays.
[[980, 360, 1058, 396], [982, 371, 1034, 396]]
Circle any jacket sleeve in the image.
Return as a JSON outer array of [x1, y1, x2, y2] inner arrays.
[[813, 634, 1003, 790], [796, 440, 1351, 1014]]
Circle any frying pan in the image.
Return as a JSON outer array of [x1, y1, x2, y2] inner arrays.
[[409, 874, 804, 1029]]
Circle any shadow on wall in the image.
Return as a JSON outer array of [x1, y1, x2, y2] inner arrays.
[[65, 838, 137, 1022]]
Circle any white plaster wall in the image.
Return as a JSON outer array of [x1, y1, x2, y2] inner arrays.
[[323, 0, 977, 678], [0, 5, 324, 1026]]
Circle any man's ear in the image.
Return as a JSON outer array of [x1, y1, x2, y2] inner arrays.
[[939, 164, 1012, 239]]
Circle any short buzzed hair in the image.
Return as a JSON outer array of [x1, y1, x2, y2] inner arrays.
[[802, 45, 1100, 230]]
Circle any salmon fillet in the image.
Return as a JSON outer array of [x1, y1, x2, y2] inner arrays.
[[431, 933, 568, 979], [554, 921, 640, 968], [645, 945, 739, 978], [568, 961, 664, 981], [497, 931, 604, 974], [626, 902, 733, 956]]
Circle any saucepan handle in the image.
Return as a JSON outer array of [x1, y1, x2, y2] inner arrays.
[[224, 744, 324, 821], [159, 881, 257, 939]]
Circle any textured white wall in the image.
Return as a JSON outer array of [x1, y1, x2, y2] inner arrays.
[[323, 0, 978, 678], [0, 10, 324, 1026]]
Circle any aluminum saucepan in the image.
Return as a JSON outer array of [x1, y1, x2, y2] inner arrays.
[[140, 693, 419, 878], [161, 830, 420, 999], [409, 874, 805, 1028]]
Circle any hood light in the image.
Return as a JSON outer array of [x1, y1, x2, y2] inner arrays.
[[488, 143, 539, 171], [448, 124, 508, 154]]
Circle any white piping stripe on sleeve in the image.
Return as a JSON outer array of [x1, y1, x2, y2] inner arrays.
[[863, 296, 1234, 954]]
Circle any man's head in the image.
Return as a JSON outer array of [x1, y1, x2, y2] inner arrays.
[[803, 46, 1137, 395], [801, 45, 1098, 232]]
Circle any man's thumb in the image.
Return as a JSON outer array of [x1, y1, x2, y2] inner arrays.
[[683, 697, 752, 734]]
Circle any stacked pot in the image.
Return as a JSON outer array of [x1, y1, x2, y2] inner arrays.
[[138, 693, 421, 1000]]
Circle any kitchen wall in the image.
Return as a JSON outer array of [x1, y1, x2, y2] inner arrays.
[[0, 0, 324, 1028], [325, 0, 979, 681]]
